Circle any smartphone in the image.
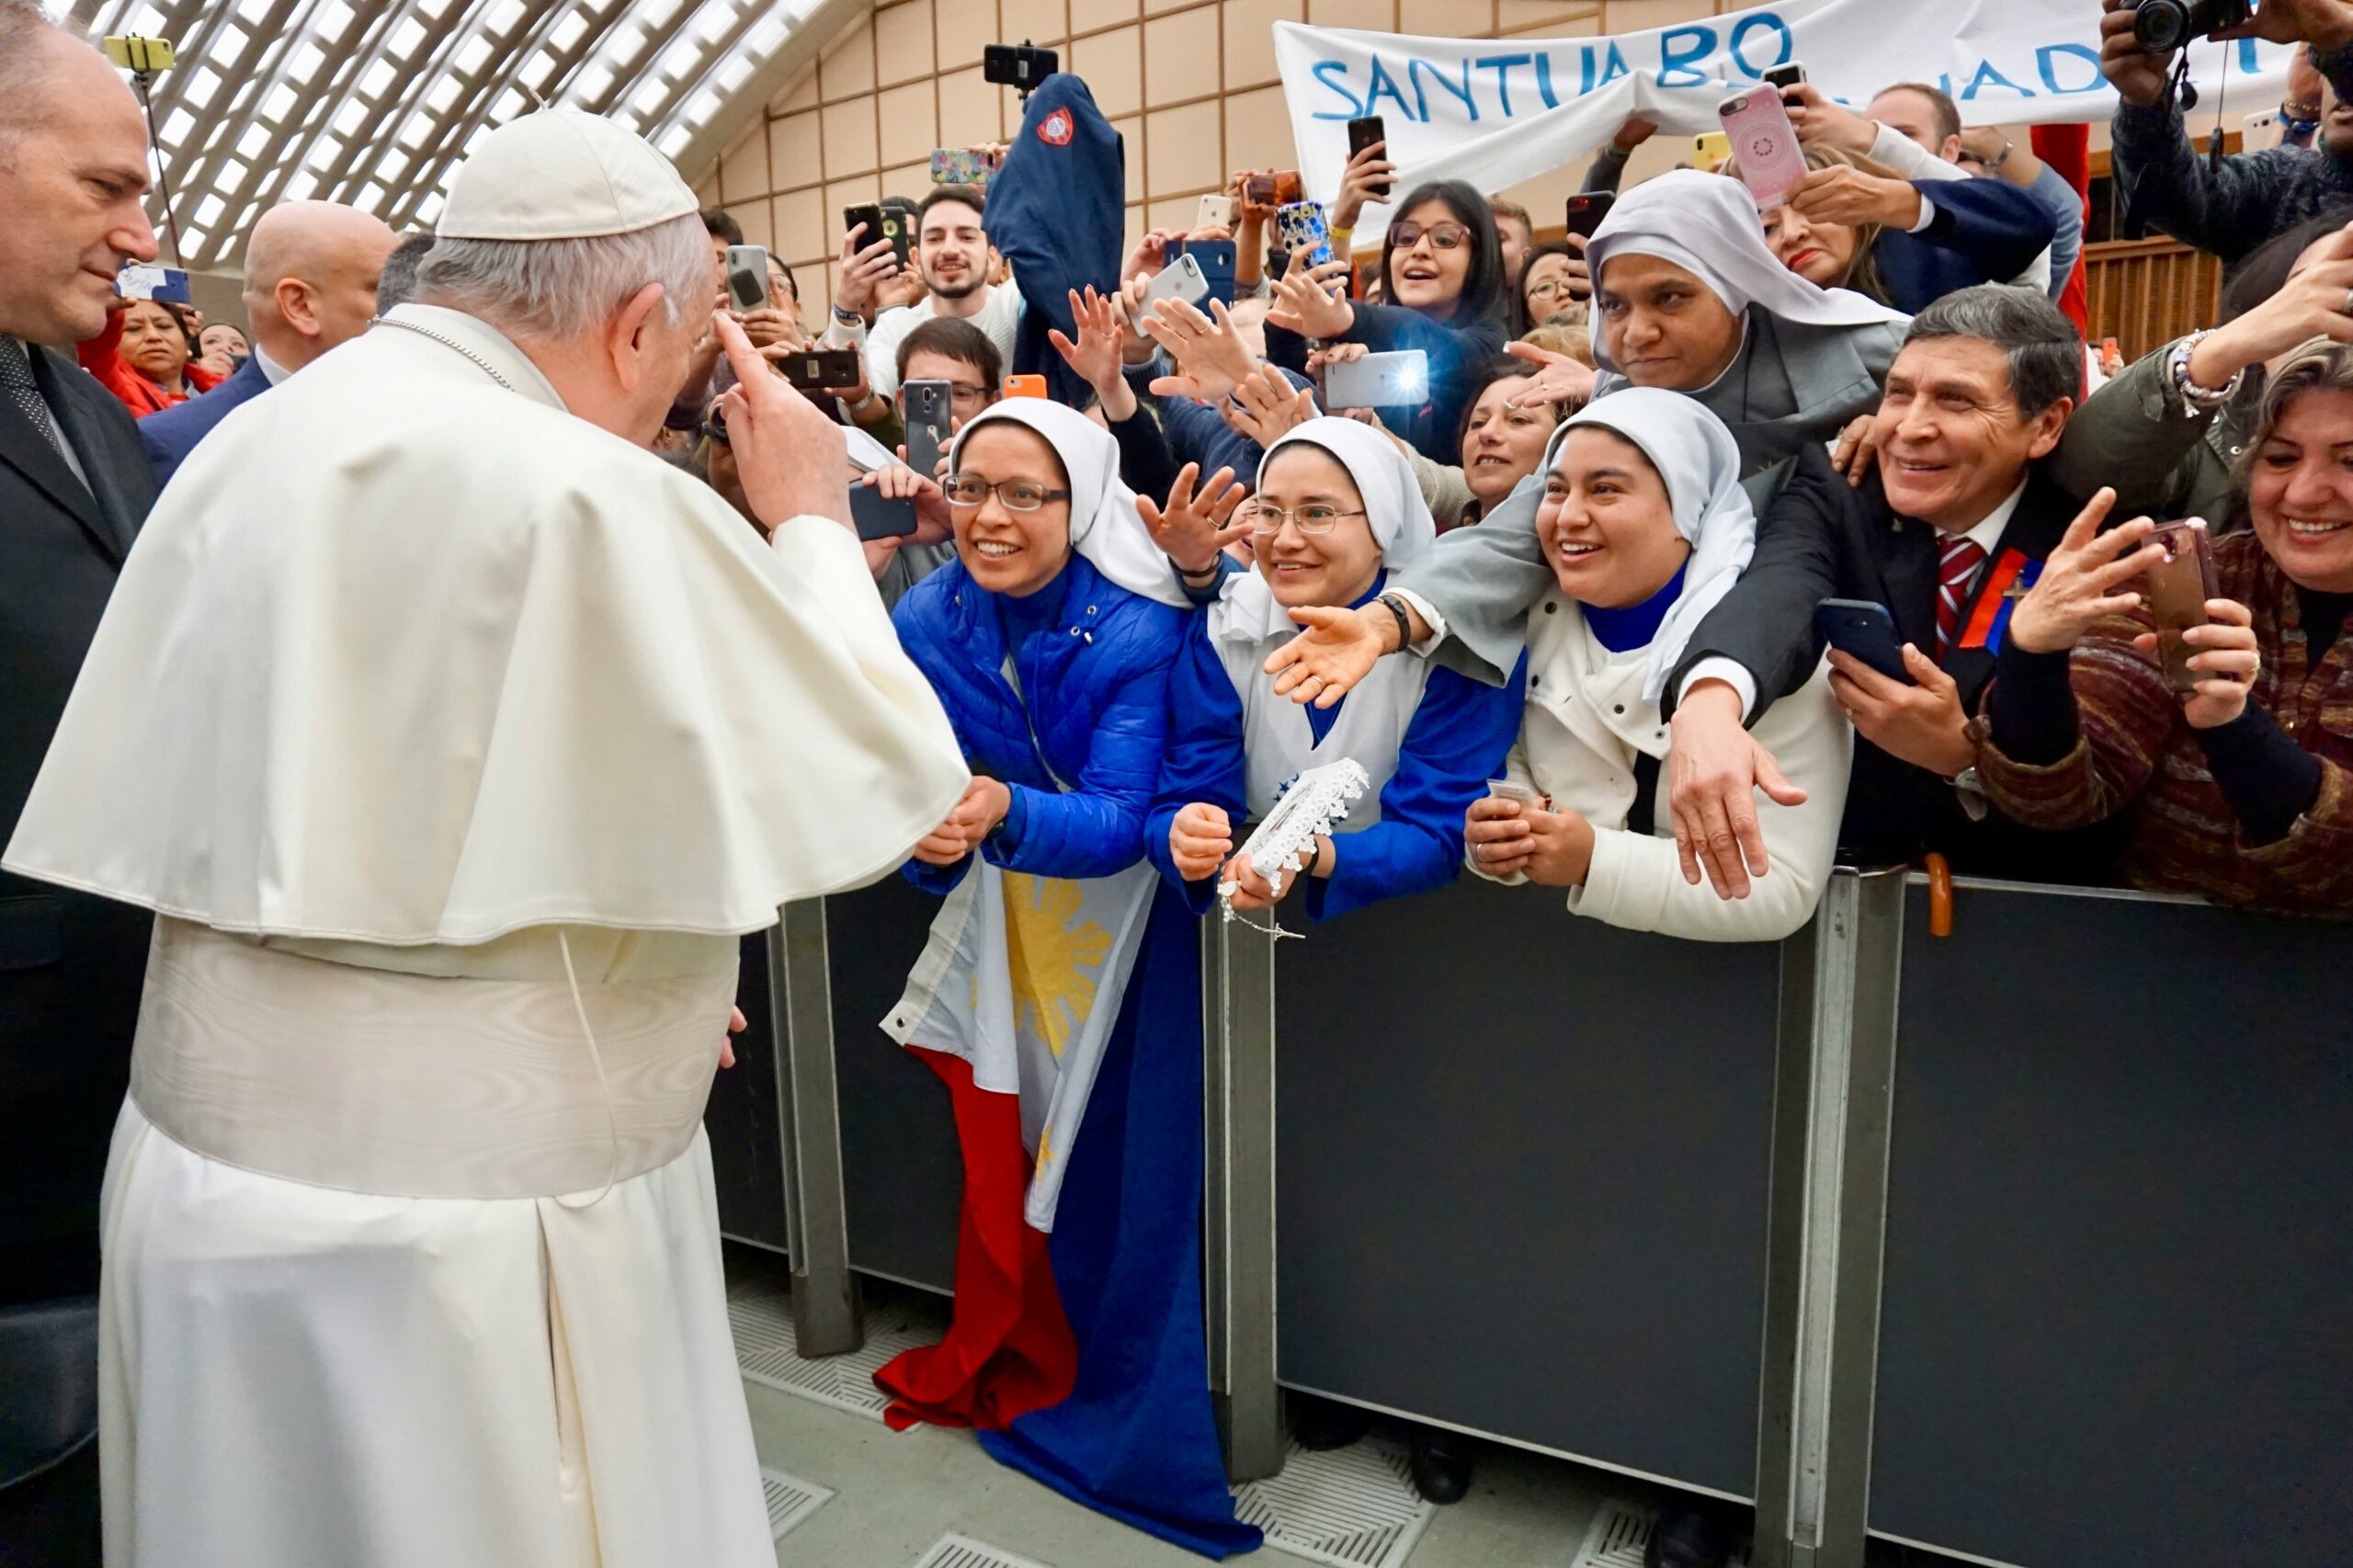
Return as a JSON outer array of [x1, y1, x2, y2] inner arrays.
[[1486, 779, 1547, 809], [1763, 61, 1807, 90], [722, 244, 770, 312], [1346, 116, 1391, 200], [1563, 192, 1615, 243], [930, 147, 1001, 186], [845, 203, 911, 269], [1814, 598, 1912, 684], [2143, 519, 2217, 694], [1168, 238, 1238, 306], [1275, 199, 1334, 270], [903, 379, 951, 479], [1142, 252, 1211, 312], [1693, 130, 1733, 166], [1002, 373, 1048, 399], [982, 41, 1059, 90], [117, 263, 190, 303], [779, 347, 862, 392], [1719, 89, 1809, 210], [1246, 170, 1305, 208], [1324, 349, 1428, 410], [1197, 193, 1235, 229], [848, 481, 918, 542]]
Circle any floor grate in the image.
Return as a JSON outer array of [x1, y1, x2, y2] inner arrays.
[[1232, 1437, 1436, 1568], [1568, 1500, 1752, 1568], [908, 1533, 1061, 1568], [727, 1281, 941, 1424], [759, 1465, 832, 1540]]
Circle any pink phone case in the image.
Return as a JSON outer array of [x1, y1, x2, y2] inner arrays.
[[1719, 90, 1809, 210]]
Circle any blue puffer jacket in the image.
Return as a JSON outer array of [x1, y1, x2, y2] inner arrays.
[[892, 551, 1185, 893]]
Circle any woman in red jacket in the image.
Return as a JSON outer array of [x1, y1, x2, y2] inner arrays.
[[78, 298, 222, 417]]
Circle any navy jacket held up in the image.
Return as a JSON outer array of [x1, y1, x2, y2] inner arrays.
[[987, 74, 1125, 409], [1874, 177, 2057, 316], [137, 351, 271, 489], [891, 551, 1185, 893]]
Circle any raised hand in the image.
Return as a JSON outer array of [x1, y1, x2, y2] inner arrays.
[[2098, 0, 2178, 108], [1048, 285, 1136, 416], [1170, 801, 1234, 881], [714, 312, 851, 531], [1788, 164, 1921, 230], [1267, 253, 1357, 339], [1502, 338, 1597, 411], [1831, 414, 1881, 485], [863, 461, 954, 543], [1265, 604, 1391, 709], [1779, 81, 1878, 153], [835, 222, 901, 316], [1142, 296, 1262, 403], [1137, 461, 1251, 574], [1331, 137, 1396, 233], [2007, 489, 2165, 655], [1224, 364, 1320, 448]]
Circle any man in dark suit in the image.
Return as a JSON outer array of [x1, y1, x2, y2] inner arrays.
[[0, 9, 164, 1559], [138, 199, 396, 487], [1666, 286, 2116, 891]]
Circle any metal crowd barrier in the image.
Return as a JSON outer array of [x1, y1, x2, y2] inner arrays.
[[708, 869, 2352, 1568]]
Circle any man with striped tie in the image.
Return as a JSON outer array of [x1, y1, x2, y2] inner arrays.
[[1664, 285, 2122, 889]]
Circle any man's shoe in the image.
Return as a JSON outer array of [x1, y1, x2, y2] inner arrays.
[[1286, 1392, 1372, 1452], [1643, 1499, 1736, 1568], [1407, 1426, 1476, 1506]]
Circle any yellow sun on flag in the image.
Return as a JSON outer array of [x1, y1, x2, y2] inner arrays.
[[1000, 872, 1113, 1060]]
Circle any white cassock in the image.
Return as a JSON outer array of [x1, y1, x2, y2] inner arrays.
[[3, 299, 970, 1567]]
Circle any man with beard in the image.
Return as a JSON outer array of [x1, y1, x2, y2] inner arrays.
[[826, 185, 1019, 398], [2101, 0, 2353, 274]]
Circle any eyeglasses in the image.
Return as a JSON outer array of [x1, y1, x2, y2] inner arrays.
[[1387, 221, 1471, 252], [944, 476, 1072, 511], [1526, 278, 1574, 303], [1244, 503, 1368, 537], [945, 382, 990, 408]]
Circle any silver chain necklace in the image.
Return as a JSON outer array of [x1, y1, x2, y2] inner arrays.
[[370, 314, 513, 390]]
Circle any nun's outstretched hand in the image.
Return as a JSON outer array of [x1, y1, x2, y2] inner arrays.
[[1139, 461, 1251, 574]]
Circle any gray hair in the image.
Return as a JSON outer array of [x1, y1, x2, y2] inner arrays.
[[2232, 336, 2353, 492], [414, 210, 710, 341], [1902, 284, 2083, 419], [0, 2, 68, 153]]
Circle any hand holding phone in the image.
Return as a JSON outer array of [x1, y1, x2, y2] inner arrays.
[[780, 347, 863, 392], [1324, 349, 1428, 411], [902, 380, 952, 479], [1814, 599, 1913, 684], [2141, 519, 2217, 694], [845, 203, 911, 269], [1563, 193, 1614, 243], [723, 244, 771, 312], [1346, 117, 1392, 202]]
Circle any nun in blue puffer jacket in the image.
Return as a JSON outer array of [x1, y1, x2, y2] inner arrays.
[[1144, 417, 1527, 924], [878, 398, 1261, 1560]]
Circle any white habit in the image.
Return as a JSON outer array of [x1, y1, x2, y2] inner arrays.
[[4, 117, 969, 1566]]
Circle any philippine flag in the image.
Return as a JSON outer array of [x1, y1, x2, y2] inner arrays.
[[880, 862, 1261, 1559]]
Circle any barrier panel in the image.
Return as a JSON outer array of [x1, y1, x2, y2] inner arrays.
[[1868, 879, 2353, 1568], [708, 930, 788, 1253], [726, 868, 2348, 1568]]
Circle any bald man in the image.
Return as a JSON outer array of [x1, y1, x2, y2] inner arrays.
[[139, 199, 398, 486]]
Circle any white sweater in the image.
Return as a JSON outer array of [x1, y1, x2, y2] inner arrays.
[[1473, 591, 1852, 943], [823, 283, 1023, 398]]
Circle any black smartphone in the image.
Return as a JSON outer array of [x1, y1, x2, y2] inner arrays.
[[1814, 598, 1913, 684], [1563, 192, 1615, 242], [1763, 61, 1807, 90], [844, 203, 911, 269], [849, 482, 918, 542], [982, 42, 1059, 90], [1347, 115, 1390, 199], [903, 379, 950, 478], [780, 347, 862, 392]]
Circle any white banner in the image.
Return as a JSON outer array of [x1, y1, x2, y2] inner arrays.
[[1276, 0, 2293, 225]]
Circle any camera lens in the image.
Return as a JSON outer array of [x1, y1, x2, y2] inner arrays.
[[2132, 0, 2191, 51]]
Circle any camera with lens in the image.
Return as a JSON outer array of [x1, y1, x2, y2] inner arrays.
[[2131, 0, 2253, 52]]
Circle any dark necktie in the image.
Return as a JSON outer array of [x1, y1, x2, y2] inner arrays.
[[1936, 536, 1987, 660], [0, 336, 71, 463]]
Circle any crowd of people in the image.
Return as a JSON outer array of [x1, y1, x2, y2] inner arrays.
[[5, 0, 2352, 1565]]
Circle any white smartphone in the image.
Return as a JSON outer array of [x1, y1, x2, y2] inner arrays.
[[723, 244, 771, 312], [1324, 349, 1429, 409], [1486, 779, 1547, 809], [1142, 252, 1211, 311], [1197, 193, 1236, 229]]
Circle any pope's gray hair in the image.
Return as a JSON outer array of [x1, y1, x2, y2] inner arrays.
[[414, 210, 711, 341]]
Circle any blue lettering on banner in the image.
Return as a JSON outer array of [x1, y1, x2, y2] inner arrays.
[[1536, 51, 1561, 108], [1475, 53, 1533, 116], [2239, 37, 2260, 73], [1411, 56, 1478, 121], [1363, 54, 1414, 119], [1658, 25, 1719, 86], [1581, 40, 1631, 95], [1310, 59, 1363, 119], [1959, 58, 2033, 99], [1727, 14, 1794, 79], [2036, 42, 2104, 94]]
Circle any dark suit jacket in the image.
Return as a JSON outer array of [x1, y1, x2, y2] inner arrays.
[[1669, 446, 2120, 881], [1875, 176, 2058, 316], [137, 349, 270, 490], [1, 344, 155, 1302]]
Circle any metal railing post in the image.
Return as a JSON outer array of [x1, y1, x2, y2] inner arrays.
[[1754, 869, 1904, 1568], [769, 900, 863, 1356], [1203, 913, 1285, 1483]]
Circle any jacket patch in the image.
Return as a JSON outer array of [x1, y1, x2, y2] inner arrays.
[[1038, 108, 1074, 146]]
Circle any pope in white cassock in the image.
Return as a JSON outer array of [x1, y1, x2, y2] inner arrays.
[[2, 108, 970, 1567]]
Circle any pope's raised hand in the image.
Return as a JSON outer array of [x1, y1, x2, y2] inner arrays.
[[714, 312, 851, 533]]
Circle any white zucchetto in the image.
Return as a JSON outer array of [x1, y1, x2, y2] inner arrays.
[[437, 107, 701, 241]]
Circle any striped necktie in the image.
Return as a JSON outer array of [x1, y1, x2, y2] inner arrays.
[[1936, 536, 1987, 660], [0, 336, 71, 462]]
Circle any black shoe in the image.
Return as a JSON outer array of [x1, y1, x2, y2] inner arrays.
[[1407, 1426, 1476, 1506], [1286, 1392, 1372, 1451], [1643, 1499, 1735, 1568]]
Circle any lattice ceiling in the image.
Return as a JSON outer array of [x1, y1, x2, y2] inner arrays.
[[58, 0, 847, 270]]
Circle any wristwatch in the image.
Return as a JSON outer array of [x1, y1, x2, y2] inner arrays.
[[831, 303, 863, 326]]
